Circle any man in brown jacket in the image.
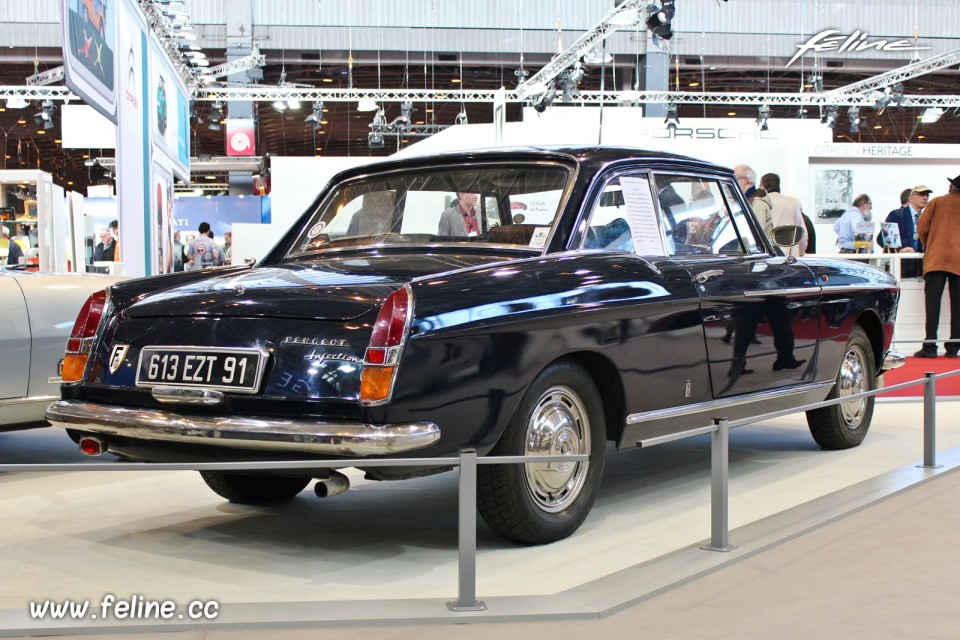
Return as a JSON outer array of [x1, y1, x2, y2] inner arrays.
[[915, 175, 960, 357]]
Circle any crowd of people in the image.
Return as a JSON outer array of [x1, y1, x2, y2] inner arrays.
[[89, 221, 233, 273]]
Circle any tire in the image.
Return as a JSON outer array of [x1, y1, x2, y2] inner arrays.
[[806, 325, 875, 449], [477, 362, 606, 544], [199, 471, 310, 504]]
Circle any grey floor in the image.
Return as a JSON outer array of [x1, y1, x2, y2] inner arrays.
[[1, 400, 958, 639]]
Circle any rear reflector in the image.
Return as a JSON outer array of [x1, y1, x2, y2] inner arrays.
[[78, 437, 104, 456]]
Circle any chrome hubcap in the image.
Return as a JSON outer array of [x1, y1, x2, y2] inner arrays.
[[524, 385, 590, 513], [838, 345, 867, 428]]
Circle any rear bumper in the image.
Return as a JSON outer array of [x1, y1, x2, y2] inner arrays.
[[880, 350, 906, 373], [45, 400, 440, 457]]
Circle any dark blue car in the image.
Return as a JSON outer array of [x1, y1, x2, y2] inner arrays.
[[48, 147, 903, 543]]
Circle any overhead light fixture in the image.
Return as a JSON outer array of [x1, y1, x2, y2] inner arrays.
[[367, 132, 384, 149], [286, 99, 301, 110], [532, 84, 558, 113], [921, 107, 944, 124], [795, 107, 808, 119], [756, 104, 771, 131], [455, 110, 468, 125], [357, 99, 379, 112], [272, 100, 288, 112], [5, 97, 27, 109], [847, 106, 861, 133], [664, 102, 680, 129], [821, 105, 839, 129], [645, 1, 675, 41]]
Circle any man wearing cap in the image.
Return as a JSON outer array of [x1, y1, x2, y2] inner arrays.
[[915, 176, 960, 358], [879, 185, 931, 278]]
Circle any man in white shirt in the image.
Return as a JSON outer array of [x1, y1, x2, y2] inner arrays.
[[759, 173, 807, 256]]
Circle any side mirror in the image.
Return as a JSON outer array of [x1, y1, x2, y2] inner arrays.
[[771, 225, 804, 248]]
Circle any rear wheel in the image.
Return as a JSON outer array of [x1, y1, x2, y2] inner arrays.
[[477, 362, 605, 544], [199, 471, 310, 504], [806, 325, 875, 449]]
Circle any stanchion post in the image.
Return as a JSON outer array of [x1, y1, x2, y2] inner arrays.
[[447, 448, 487, 612], [919, 371, 942, 469], [701, 418, 738, 552]]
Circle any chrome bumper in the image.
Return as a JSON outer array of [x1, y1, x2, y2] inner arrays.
[[880, 350, 906, 373], [45, 400, 441, 457]]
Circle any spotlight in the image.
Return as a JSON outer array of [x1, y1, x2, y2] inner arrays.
[[208, 120, 222, 131], [756, 105, 771, 131], [795, 107, 808, 119], [645, 1, 675, 41], [5, 97, 27, 109], [664, 102, 679, 128], [872, 89, 892, 113], [305, 101, 324, 129], [532, 85, 558, 113], [559, 63, 585, 102], [272, 100, 288, 112], [821, 105, 839, 129], [455, 110, 468, 125], [847, 106, 861, 133], [367, 132, 384, 149], [400, 101, 414, 121]]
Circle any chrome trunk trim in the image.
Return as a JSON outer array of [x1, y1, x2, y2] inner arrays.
[[151, 386, 225, 405], [46, 400, 441, 457], [626, 381, 835, 425]]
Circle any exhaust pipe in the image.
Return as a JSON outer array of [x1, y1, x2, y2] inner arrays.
[[314, 470, 350, 498], [78, 436, 105, 456]]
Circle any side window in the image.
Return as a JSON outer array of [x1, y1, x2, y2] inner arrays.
[[583, 176, 635, 253], [721, 182, 763, 254], [654, 175, 744, 256]]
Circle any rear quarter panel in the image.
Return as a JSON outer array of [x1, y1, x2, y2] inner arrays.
[[374, 252, 709, 455]]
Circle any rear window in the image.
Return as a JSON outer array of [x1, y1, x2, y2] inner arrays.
[[286, 163, 571, 258]]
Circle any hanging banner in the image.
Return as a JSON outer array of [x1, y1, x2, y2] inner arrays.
[[226, 118, 256, 157], [60, 0, 118, 123], [148, 34, 191, 181], [152, 159, 175, 275]]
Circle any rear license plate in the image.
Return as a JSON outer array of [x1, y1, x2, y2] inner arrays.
[[135, 347, 266, 393]]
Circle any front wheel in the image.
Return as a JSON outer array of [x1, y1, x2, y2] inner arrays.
[[477, 362, 606, 544], [806, 325, 876, 449], [200, 471, 310, 504]]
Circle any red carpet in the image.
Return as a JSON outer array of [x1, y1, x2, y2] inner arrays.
[[881, 356, 960, 398]]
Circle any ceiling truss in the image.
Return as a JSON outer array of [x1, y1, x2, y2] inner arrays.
[[5, 85, 960, 109]]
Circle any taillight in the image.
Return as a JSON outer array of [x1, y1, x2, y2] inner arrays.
[[62, 289, 108, 383], [360, 285, 413, 405]]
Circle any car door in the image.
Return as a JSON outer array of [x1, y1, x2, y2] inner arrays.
[[579, 170, 715, 436], [0, 272, 30, 400], [652, 173, 821, 398]]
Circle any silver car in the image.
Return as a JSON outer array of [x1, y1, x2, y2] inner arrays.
[[1, 266, 122, 431]]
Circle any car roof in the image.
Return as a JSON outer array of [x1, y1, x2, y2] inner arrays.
[[330, 146, 734, 184]]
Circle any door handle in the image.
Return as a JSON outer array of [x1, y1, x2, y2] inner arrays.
[[694, 269, 724, 284]]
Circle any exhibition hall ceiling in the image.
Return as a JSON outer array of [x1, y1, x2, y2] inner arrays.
[[2, 46, 959, 193]]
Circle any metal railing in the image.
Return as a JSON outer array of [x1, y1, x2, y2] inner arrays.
[[0, 367, 956, 613]]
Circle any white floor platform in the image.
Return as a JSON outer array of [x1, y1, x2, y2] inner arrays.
[[1, 400, 958, 635]]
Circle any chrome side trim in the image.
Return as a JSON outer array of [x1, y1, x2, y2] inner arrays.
[[626, 381, 835, 425], [880, 350, 906, 373], [742, 287, 821, 297], [821, 284, 896, 293], [151, 386, 225, 405], [0, 395, 58, 408], [46, 400, 440, 457]]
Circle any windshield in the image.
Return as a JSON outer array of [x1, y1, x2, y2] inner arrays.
[[286, 163, 571, 258]]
